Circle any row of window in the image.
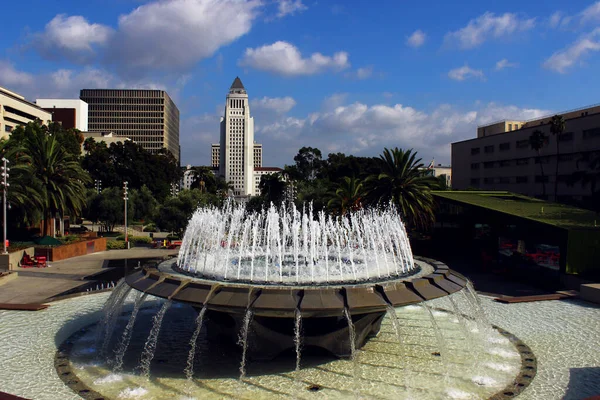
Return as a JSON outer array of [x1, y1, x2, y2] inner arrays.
[[83, 98, 165, 105], [89, 106, 165, 112], [470, 174, 577, 185], [470, 154, 581, 169], [89, 119, 164, 125], [89, 124, 165, 131], [471, 131, 586, 155]]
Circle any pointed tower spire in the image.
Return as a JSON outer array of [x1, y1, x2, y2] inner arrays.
[[230, 76, 245, 90]]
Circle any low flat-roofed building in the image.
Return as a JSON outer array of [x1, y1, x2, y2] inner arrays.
[[81, 131, 131, 154], [1, 86, 52, 139], [430, 191, 600, 287], [36, 99, 88, 131]]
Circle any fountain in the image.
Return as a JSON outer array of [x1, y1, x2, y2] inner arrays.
[[55, 202, 539, 399], [125, 203, 468, 359]]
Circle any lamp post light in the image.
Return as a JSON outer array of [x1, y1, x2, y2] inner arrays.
[[95, 179, 102, 194], [123, 181, 129, 249], [2, 158, 9, 255]]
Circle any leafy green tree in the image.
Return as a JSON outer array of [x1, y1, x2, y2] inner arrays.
[[19, 121, 91, 235], [130, 185, 158, 223], [550, 115, 566, 201], [48, 121, 84, 157], [87, 187, 132, 232], [259, 173, 288, 205], [367, 147, 439, 229], [291, 147, 324, 181], [327, 176, 365, 215], [529, 129, 549, 197], [154, 189, 223, 236]]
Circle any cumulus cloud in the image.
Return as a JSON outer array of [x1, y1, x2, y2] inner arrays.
[[251, 96, 297, 113], [239, 41, 350, 76], [31, 0, 262, 76], [0, 61, 34, 87], [448, 65, 485, 81], [32, 14, 113, 62], [543, 28, 600, 73], [495, 59, 518, 70], [406, 30, 426, 48], [276, 0, 307, 17], [0, 62, 176, 101], [247, 97, 550, 167], [344, 66, 373, 80], [445, 12, 535, 49]]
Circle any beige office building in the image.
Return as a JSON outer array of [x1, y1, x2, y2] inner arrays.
[[1, 86, 52, 139], [452, 104, 600, 204], [80, 89, 180, 162]]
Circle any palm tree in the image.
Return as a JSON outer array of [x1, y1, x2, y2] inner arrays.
[[550, 115, 566, 201], [24, 124, 91, 235], [0, 140, 43, 226], [327, 176, 365, 215], [568, 152, 600, 213], [367, 148, 439, 229], [529, 129, 549, 197]]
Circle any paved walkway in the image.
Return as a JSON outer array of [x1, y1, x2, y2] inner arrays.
[[0, 248, 178, 304]]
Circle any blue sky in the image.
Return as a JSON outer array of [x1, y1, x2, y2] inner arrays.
[[2, 0, 600, 167]]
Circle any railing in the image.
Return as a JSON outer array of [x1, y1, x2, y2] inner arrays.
[[477, 102, 600, 128]]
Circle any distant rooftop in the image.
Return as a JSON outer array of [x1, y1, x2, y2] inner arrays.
[[433, 191, 599, 230], [477, 102, 600, 129]]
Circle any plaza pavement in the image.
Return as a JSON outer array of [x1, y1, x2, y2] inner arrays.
[[0, 247, 178, 304]]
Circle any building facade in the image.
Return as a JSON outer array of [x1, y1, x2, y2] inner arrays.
[[81, 131, 130, 154], [421, 164, 452, 188], [452, 104, 600, 204], [80, 89, 180, 162], [1, 86, 52, 139], [36, 99, 88, 131]]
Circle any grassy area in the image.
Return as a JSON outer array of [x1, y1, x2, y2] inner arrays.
[[433, 191, 599, 230]]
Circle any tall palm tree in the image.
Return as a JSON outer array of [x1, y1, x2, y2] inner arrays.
[[367, 148, 439, 229], [327, 176, 365, 215], [550, 115, 566, 201], [529, 129, 549, 197], [568, 152, 600, 213], [24, 126, 91, 235]]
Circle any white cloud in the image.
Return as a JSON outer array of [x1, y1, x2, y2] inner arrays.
[[580, 1, 600, 24], [276, 0, 307, 17], [111, 0, 261, 73], [251, 96, 297, 113], [32, 14, 113, 62], [543, 28, 600, 73], [239, 41, 350, 76], [445, 12, 535, 49], [252, 99, 550, 166], [0, 61, 34, 87], [406, 30, 426, 48], [495, 58, 518, 70], [448, 65, 485, 81], [0, 62, 177, 101], [344, 66, 373, 80], [31, 0, 261, 75]]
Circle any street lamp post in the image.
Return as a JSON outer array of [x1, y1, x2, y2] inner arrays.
[[123, 181, 129, 249], [1, 158, 9, 254], [95, 179, 102, 194]]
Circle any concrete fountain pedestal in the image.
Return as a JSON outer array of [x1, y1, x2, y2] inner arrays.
[[125, 257, 467, 359]]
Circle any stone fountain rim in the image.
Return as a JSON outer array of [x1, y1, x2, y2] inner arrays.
[[124, 257, 469, 317]]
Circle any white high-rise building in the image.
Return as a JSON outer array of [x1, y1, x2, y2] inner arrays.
[[219, 77, 257, 196]]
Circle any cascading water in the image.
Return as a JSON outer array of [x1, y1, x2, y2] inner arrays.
[[177, 202, 415, 284]]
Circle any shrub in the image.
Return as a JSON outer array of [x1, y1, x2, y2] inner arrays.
[[107, 240, 127, 250], [130, 236, 152, 245], [144, 223, 158, 232]]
